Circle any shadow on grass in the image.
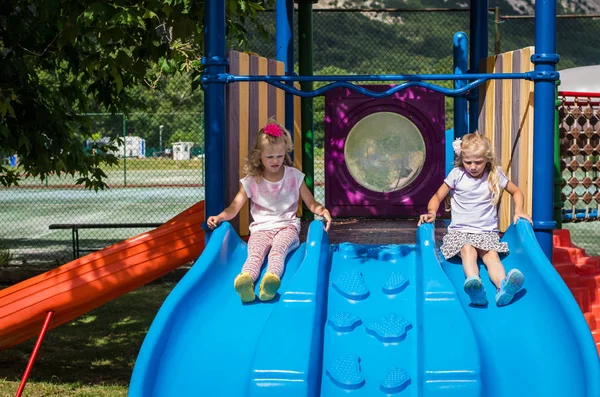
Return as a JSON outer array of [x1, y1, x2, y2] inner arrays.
[[0, 283, 175, 386]]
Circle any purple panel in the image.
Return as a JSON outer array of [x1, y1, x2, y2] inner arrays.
[[325, 85, 446, 217]]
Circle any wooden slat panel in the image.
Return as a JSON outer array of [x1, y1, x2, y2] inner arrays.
[[248, 56, 260, 150], [238, 53, 250, 236], [268, 59, 278, 120], [510, 50, 522, 188], [493, 55, 503, 162], [258, 56, 269, 128], [276, 62, 285, 125], [226, 51, 241, 231], [478, 58, 486, 133], [520, 46, 535, 215], [479, 47, 536, 229], [499, 51, 513, 231], [484, 56, 496, 137], [293, 83, 302, 171]]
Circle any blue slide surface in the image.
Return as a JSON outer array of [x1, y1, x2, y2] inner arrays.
[[130, 220, 599, 396]]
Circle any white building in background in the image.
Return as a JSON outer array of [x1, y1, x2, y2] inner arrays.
[[173, 142, 194, 160], [122, 136, 146, 158], [85, 136, 145, 158], [559, 65, 600, 93]]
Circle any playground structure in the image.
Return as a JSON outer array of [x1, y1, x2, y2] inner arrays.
[[553, 90, 600, 350], [130, 0, 599, 395], [1, 0, 600, 396]]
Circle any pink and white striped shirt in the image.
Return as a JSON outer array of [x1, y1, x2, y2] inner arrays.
[[240, 166, 305, 233]]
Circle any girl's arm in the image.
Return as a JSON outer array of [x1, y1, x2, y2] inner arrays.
[[206, 184, 249, 229], [299, 181, 332, 231], [504, 181, 533, 224], [418, 183, 451, 226]]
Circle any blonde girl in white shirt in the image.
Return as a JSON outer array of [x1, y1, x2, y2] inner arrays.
[[207, 120, 331, 303], [418, 132, 532, 306]]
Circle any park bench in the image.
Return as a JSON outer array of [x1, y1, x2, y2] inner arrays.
[[48, 223, 163, 260]]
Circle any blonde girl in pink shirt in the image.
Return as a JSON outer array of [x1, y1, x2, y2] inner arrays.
[[207, 120, 332, 303], [418, 133, 532, 307]]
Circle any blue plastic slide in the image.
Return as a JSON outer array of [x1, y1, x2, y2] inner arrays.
[[128, 221, 330, 396], [434, 221, 600, 397], [130, 220, 599, 396]]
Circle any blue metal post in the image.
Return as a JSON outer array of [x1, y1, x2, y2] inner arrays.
[[532, 0, 559, 260], [276, 0, 295, 138], [202, 0, 227, 220], [469, 0, 488, 133], [453, 31, 469, 138]]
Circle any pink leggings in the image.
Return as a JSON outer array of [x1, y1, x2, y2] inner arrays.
[[242, 226, 300, 281]]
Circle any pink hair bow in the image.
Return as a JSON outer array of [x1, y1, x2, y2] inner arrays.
[[264, 124, 282, 138]]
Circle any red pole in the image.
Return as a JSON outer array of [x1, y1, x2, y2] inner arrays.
[[558, 91, 600, 98], [15, 311, 54, 397]]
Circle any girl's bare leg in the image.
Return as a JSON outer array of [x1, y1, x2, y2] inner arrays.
[[478, 249, 506, 289], [461, 244, 487, 305], [461, 244, 479, 278]]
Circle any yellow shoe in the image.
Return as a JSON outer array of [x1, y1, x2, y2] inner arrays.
[[259, 272, 281, 302], [234, 272, 255, 303]]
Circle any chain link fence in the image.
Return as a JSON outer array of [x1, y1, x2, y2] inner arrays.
[[242, 8, 600, 254], [2, 8, 600, 267], [0, 73, 205, 266]]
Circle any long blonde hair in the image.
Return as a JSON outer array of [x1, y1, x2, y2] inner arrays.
[[243, 119, 294, 177], [455, 132, 503, 205]]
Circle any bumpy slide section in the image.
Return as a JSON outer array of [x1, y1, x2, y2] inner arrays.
[[130, 220, 599, 396], [319, 233, 480, 397], [0, 201, 205, 351]]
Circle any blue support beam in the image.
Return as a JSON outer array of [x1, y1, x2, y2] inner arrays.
[[276, 0, 295, 137], [202, 72, 532, 99], [532, 0, 559, 260], [453, 31, 469, 138], [202, 0, 227, 224], [469, 0, 488, 133]]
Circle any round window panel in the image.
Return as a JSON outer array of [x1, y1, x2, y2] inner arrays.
[[344, 112, 426, 193]]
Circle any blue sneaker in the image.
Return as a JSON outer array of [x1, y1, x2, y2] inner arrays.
[[463, 276, 488, 306], [495, 269, 524, 306]]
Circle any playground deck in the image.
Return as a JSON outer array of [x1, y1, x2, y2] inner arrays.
[[301, 218, 447, 246]]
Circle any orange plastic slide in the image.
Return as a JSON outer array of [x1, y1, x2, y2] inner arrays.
[[0, 201, 205, 351]]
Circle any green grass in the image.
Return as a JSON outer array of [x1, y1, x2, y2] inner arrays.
[[563, 222, 600, 256], [0, 380, 127, 397], [107, 157, 203, 171], [0, 187, 204, 265], [0, 283, 175, 396], [6, 157, 204, 174]]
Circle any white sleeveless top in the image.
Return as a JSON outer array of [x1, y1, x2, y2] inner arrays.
[[240, 166, 304, 233], [445, 167, 509, 233]]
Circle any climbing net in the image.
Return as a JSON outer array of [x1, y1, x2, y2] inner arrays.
[[558, 92, 600, 222]]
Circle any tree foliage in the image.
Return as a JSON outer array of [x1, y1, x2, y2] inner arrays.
[[0, 0, 269, 189]]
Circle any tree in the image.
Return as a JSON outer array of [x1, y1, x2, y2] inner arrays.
[[168, 128, 203, 147], [0, 0, 270, 190]]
